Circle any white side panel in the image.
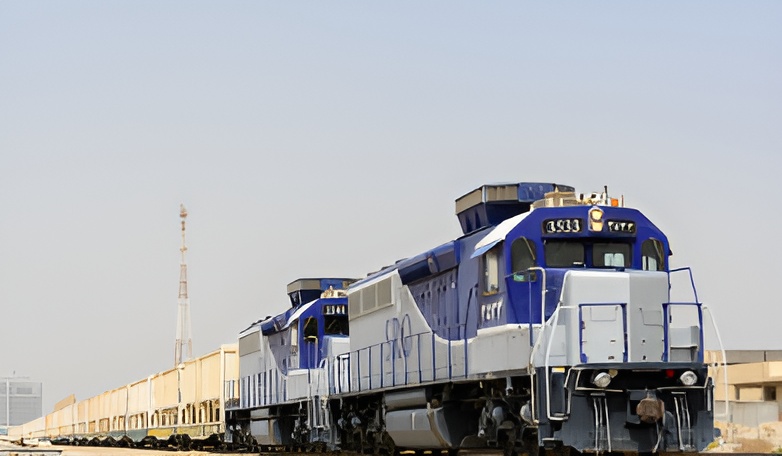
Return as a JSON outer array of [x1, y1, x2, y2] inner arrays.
[[533, 270, 670, 367], [580, 304, 626, 363], [627, 272, 667, 362], [469, 325, 533, 375]]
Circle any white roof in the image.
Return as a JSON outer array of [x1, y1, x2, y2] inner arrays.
[[282, 299, 317, 330], [471, 211, 531, 257]]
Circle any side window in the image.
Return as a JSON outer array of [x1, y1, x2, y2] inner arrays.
[[482, 245, 500, 295], [642, 239, 665, 271], [544, 241, 584, 267], [511, 237, 537, 273], [303, 317, 319, 342]]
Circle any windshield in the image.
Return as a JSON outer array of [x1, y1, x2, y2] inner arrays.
[[544, 240, 631, 268], [324, 315, 349, 336]]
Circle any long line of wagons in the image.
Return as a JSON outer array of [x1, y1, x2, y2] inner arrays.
[[12, 182, 722, 455], [12, 345, 239, 450]]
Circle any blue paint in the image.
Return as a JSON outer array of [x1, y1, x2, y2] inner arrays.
[[406, 200, 672, 339]]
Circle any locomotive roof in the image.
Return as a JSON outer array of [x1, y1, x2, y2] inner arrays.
[[455, 182, 574, 234], [351, 201, 660, 290]]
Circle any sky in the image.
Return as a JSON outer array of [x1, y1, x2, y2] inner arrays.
[[1, 1, 780, 414]]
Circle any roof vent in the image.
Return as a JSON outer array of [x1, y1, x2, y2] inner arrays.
[[455, 182, 574, 234], [531, 191, 580, 209]]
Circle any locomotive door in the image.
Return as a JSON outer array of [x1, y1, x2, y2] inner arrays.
[[578, 303, 628, 363], [506, 237, 546, 327]]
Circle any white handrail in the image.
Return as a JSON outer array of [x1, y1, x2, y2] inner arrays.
[[543, 305, 566, 421], [703, 305, 730, 442], [520, 267, 548, 345], [528, 270, 572, 423]]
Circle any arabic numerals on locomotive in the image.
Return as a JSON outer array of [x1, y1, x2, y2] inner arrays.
[[481, 301, 503, 322], [607, 220, 636, 233]]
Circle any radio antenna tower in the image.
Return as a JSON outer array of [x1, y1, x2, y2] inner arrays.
[[174, 203, 193, 366]]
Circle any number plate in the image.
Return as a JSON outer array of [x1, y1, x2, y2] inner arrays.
[[543, 218, 582, 234], [607, 220, 636, 233]]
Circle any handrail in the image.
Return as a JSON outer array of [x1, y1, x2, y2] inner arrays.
[[520, 267, 547, 346], [662, 301, 704, 363], [702, 305, 730, 442], [542, 302, 616, 422], [337, 323, 469, 394], [528, 271, 569, 424], [542, 305, 565, 421], [668, 267, 699, 303]]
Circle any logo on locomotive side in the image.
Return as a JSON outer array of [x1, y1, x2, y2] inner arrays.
[[385, 314, 413, 359]]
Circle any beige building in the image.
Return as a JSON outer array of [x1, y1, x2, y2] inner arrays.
[[707, 350, 782, 426]]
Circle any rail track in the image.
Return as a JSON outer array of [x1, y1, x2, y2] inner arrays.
[[2, 440, 748, 456]]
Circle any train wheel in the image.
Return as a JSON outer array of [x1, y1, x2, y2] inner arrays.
[[542, 447, 571, 456], [181, 434, 192, 450], [375, 432, 395, 456]]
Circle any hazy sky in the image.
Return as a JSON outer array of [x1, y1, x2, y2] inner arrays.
[[1, 2, 780, 413]]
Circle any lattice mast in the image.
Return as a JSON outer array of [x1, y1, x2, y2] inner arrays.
[[174, 204, 193, 366]]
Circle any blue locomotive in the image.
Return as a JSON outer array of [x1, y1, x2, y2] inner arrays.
[[226, 182, 715, 455], [226, 278, 354, 449]]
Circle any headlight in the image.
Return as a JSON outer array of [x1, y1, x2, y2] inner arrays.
[[592, 371, 612, 388], [588, 207, 604, 231], [679, 370, 698, 386]]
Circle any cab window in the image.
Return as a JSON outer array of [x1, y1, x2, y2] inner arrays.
[[511, 237, 537, 273], [593, 243, 631, 268], [324, 315, 349, 336], [642, 239, 665, 271], [303, 317, 319, 342], [482, 245, 500, 294], [544, 241, 584, 267]]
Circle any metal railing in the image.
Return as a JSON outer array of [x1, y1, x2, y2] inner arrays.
[[225, 325, 471, 408], [334, 325, 469, 394], [662, 302, 704, 363]]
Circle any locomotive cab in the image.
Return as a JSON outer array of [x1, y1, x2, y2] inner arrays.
[[283, 279, 352, 370], [464, 187, 713, 453]]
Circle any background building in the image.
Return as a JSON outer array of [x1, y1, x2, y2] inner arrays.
[[0, 376, 43, 435], [708, 350, 782, 427]]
